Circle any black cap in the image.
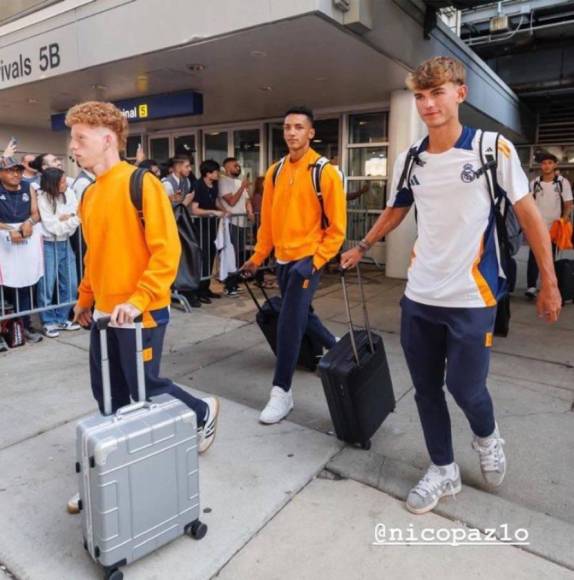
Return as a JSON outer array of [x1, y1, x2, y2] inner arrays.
[[539, 152, 558, 163]]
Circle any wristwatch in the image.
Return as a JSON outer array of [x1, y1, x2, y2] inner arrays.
[[358, 239, 371, 253]]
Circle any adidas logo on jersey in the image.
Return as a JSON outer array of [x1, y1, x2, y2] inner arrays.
[[409, 174, 420, 187]]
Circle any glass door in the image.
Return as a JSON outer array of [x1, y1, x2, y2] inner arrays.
[[149, 136, 170, 166], [203, 131, 229, 165], [233, 128, 261, 180]]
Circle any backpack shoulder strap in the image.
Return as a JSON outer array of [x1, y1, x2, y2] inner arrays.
[[533, 176, 542, 196], [130, 167, 148, 228], [310, 156, 330, 195], [397, 137, 426, 193], [271, 156, 287, 187], [310, 155, 330, 229], [554, 175, 563, 195], [478, 130, 501, 207]]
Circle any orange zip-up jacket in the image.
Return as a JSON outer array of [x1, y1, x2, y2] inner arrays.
[[252, 148, 347, 270], [77, 161, 181, 317]]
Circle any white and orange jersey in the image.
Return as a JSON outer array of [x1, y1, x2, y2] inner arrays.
[[387, 126, 529, 308]]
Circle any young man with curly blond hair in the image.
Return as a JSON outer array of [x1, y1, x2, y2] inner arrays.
[[65, 101, 219, 513], [342, 57, 561, 514]]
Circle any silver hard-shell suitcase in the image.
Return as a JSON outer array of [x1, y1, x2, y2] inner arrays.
[[76, 317, 206, 580]]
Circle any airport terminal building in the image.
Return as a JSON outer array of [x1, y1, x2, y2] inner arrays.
[[0, 0, 533, 276]]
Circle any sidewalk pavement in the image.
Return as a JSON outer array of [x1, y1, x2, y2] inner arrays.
[[0, 262, 573, 579]]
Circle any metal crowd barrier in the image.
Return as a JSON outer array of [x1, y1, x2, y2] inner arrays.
[[0, 230, 83, 324], [1, 209, 379, 323]]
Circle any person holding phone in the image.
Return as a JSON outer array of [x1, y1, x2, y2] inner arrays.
[[218, 157, 254, 296]]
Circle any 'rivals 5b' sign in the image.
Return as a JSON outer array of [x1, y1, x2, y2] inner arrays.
[[0, 43, 61, 84], [0, 31, 79, 90]]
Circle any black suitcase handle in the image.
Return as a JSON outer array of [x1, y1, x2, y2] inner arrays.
[[340, 265, 375, 365], [240, 271, 280, 314]]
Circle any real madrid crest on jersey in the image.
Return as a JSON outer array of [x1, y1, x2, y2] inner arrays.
[[460, 163, 477, 183], [22, 192, 30, 202]]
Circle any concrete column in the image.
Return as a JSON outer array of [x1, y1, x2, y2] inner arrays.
[[385, 89, 426, 279]]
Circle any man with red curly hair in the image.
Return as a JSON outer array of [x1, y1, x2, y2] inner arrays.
[[65, 101, 219, 513]]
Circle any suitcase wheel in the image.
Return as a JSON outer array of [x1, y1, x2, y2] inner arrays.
[[360, 440, 372, 451], [185, 519, 208, 540], [103, 569, 123, 580]]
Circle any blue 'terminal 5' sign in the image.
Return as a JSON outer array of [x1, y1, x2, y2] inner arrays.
[[51, 90, 203, 131]]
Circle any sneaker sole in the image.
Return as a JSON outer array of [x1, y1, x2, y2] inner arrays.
[[67, 503, 80, 515], [259, 405, 294, 425], [405, 481, 462, 515], [198, 398, 220, 455], [482, 465, 506, 489]]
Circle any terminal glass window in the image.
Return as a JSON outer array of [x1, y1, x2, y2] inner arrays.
[[346, 111, 389, 210], [234, 129, 260, 179], [174, 134, 196, 163], [125, 135, 142, 163], [312, 119, 340, 161], [204, 131, 228, 165], [149, 137, 170, 166], [270, 123, 288, 162]]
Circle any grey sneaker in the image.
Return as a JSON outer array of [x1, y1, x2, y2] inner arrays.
[[406, 463, 462, 515], [0, 336, 8, 352], [24, 328, 43, 343], [472, 424, 506, 488]]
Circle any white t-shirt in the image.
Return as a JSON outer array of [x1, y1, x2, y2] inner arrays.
[[37, 187, 80, 241], [0, 223, 44, 288], [387, 126, 530, 308], [218, 174, 250, 227], [530, 176, 573, 229]]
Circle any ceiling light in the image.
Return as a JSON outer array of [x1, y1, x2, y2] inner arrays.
[[187, 63, 206, 72], [313, 139, 323, 143], [259, 86, 273, 92], [92, 83, 108, 90], [27, 98, 38, 104], [250, 50, 267, 58], [315, 76, 328, 82]]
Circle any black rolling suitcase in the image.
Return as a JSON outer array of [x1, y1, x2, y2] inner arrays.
[[318, 266, 395, 450], [243, 277, 323, 371]]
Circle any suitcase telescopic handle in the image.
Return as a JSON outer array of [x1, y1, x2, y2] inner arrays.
[[97, 315, 147, 416], [340, 265, 375, 365], [240, 271, 275, 312]]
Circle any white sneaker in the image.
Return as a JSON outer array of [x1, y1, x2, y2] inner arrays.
[[198, 397, 220, 454], [67, 492, 80, 514], [43, 324, 60, 338], [259, 386, 293, 424], [525, 287, 537, 300], [59, 321, 81, 331], [472, 424, 506, 488], [406, 463, 462, 515]]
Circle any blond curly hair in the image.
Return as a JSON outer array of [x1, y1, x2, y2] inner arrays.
[[65, 101, 129, 151], [406, 57, 466, 91]]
